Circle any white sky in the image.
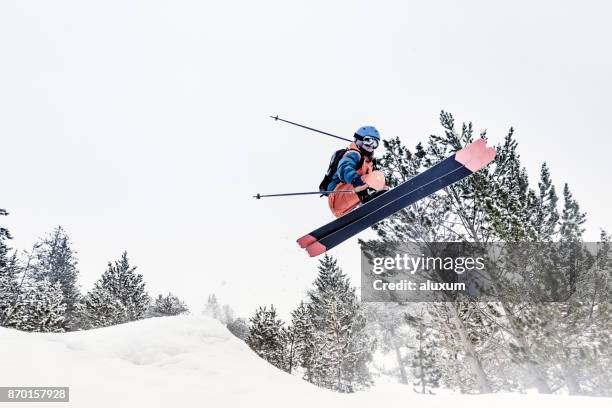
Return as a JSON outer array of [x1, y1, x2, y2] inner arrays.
[[1, 0, 611, 318]]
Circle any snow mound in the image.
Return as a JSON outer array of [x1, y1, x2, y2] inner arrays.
[[0, 316, 340, 407], [0, 316, 609, 408]]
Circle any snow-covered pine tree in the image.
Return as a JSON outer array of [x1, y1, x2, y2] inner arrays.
[[281, 324, 297, 374], [0, 265, 17, 326], [77, 285, 127, 329], [405, 311, 442, 394], [148, 293, 189, 317], [559, 184, 586, 243], [306, 255, 372, 392], [245, 305, 285, 370], [290, 300, 318, 382], [30, 226, 81, 329], [226, 317, 250, 340], [78, 251, 149, 329], [0, 208, 19, 326], [2, 249, 66, 332], [533, 163, 559, 241], [1, 213, 66, 332], [0, 209, 12, 269], [16, 279, 66, 332]]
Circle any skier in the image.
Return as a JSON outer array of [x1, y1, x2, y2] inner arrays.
[[298, 137, 496, 257], [325, 126, 387, 218]]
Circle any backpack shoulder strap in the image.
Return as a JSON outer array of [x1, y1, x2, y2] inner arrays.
[[343, 147, 361, 160], [344, 147, 365, 169]]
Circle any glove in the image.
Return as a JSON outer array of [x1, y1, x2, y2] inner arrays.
[[356, 187, 377, 203], [353, 183, 370, 193]]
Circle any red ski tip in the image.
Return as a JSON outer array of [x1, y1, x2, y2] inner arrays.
[[455, 138, 496, 172], [297, 234, 317, 248], [466, 146, 496, 172], [305, 242, 327, 257], [455, 138, 484, 165]]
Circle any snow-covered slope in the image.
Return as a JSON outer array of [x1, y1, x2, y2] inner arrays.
[[0, 316, 608, 408]]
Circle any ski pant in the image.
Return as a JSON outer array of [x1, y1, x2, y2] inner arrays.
[[327, 171, 386, 218]]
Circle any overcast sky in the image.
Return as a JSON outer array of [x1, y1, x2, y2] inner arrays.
[[1, 0, 611, 318]]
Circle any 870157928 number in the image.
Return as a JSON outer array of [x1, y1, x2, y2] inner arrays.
[[0, 387, 69, 402]]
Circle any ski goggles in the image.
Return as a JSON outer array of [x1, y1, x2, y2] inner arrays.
[[362, 136, 379, 149]]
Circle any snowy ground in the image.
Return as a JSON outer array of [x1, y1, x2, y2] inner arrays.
[[0, 316, 609, 408]]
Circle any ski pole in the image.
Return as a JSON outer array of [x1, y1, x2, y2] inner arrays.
[[253, 190, 354, 199], [270, 115, 352, 143]]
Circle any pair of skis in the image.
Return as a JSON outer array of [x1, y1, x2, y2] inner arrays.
[[297, 138, 496, 257]]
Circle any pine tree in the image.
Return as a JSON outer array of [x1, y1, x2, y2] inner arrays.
[[305, 255, 372, 392], [0, 211, 51, 332], [533, 163, 559, 241], [484, 128, 536, 241], [0, 209, 19, 326], [78, 251, 149, 329], [148, 293, 189, 317], [290, 301, 317, 381], [281, 325, 298, 374], [405, 312, 441, 394], [0, 209, 12, 269], [245, 305, 285, 370], [2, 245, 66, 333], [0, 261, 18, 326], [16, 280, 66, 332], [560, 184, 586, 242], [30, 226, 80, 329], [78, 285, 127, 329], [227, 317, 250, 340]]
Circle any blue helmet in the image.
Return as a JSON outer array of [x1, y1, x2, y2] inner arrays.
[[355, 126, 380, 140]]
